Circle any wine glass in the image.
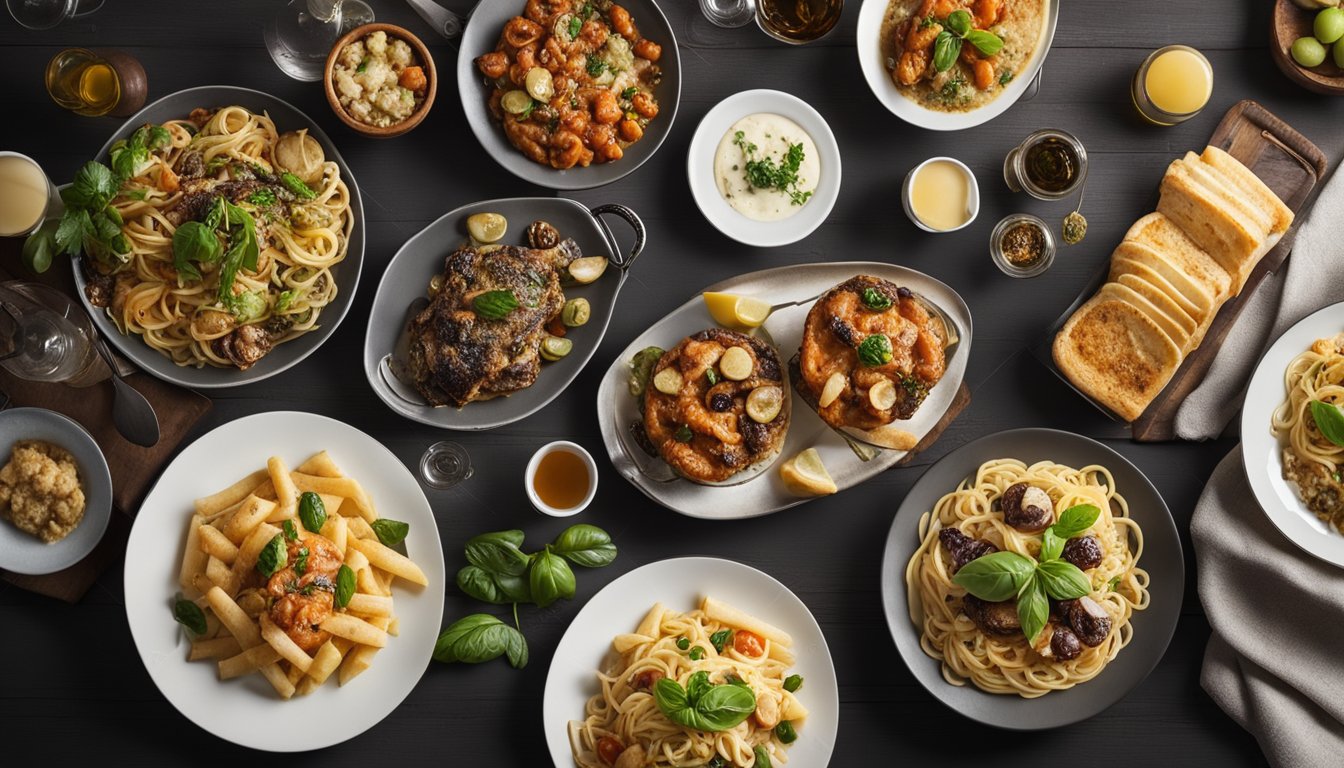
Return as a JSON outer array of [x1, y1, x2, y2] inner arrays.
[[419, 441, 473, 490], [0, 282, 106, 387], [263, 0, 376, 82], [5, 0, 103, 31]]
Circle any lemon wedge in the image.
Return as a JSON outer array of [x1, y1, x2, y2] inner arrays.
[[779, 448, 838, 497], [703, 292, 772, 330]]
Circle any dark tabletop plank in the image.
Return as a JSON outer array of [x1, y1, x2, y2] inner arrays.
[[4, 0, 1333, 764]]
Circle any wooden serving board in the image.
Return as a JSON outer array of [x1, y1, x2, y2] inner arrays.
[[1038, 100, 1328, 442]]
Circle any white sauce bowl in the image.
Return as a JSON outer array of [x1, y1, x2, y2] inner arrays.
[[524, 440, 598, 517], [901, 156, 980, 234]]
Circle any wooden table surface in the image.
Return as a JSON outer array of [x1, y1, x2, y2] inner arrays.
[[2, 0, 1331, 764]]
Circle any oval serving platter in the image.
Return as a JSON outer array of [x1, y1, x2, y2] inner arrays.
[[365, 197, 644, 430], [879, 428, 1184, 730], [596, 261, 973, 519], [457, 0, 682, 190], [69, 85, 366, 389]]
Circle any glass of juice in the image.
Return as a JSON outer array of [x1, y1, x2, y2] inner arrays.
[[1132, 45, 1213, 126], [0, 152, 56, 239]]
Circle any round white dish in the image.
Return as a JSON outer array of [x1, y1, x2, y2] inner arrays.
[[1242, 301, 1344, 568], [543, 556, 838, 766], [0, 408, 111, 575], [524, 440, 598, 517], [687, 89, 841, 247], [123, 411, 446, 752], [902, 156, 981, 233], [855, 0, 1059, 131]]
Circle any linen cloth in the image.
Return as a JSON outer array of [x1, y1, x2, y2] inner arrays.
[[1193, 447, 1344, 768], [1174, 163, 1344, 440]]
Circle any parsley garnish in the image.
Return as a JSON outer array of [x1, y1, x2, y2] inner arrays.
[[586, 56, 607, 77], [731, 131, 813, 207]]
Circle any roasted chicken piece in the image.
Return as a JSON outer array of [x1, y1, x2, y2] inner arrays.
[[406, 236, 582, 406]]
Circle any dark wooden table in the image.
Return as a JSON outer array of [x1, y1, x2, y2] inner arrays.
[[3, 0, 1329, 764]]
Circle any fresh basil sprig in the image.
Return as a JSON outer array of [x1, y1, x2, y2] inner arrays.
[[299, 491, 327, 533], [474, 289, 520, 320], [550, 524, 618, 568], [932, 9, 1005, 73], [1310, 400, 1344, 447], [654, 671, 757, 732], [529, 546, 577, 609], [335, 564, 356, 608], [951, 503, 1100, 642], [172, 595, 207, 635], [256, 533, 287, 578], [433, 614, 528, 669], [371, 518, 410, 547]]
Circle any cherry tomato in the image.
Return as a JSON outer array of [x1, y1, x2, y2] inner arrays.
[[596, 736, 624, 765], [733, 630, 765, 658]]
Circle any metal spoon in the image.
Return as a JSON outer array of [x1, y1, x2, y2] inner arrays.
[[403, 0, 464, 41], [93, 335, 159, 447]]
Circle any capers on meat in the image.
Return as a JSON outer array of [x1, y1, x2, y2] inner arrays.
[[527, 219, 560, 249]]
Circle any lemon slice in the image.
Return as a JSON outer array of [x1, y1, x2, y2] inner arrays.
[[703, 292, 772, 330], [467, 212, 508, 244], [779, 448, 838, 497]]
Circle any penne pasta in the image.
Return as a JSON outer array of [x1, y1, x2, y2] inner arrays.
[[179, 514, 208, 593], [349, 537, 428, 586], [197, 524, 239, 564], [320, 613, 388, 648], [195, 469, 268, 517], [267, 456, 299, 518]]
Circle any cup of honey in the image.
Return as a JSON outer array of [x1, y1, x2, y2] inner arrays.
[[525, 441, 598, 517]]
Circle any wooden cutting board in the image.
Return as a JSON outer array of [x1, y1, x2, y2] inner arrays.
[[1039, 100, 1328, 441]]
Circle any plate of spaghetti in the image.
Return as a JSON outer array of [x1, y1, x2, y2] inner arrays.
[[880, 428, 1183, 729], [544, 557, 838, 767], [69, 86, 364, 388], [1243, 301, 1344, 567]]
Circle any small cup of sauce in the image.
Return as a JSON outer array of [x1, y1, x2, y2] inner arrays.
[[902, 157, 979, 233], [1003, 129, 1088, 201], [525, 441, 598, 517], [990, 213, 1056, 278]]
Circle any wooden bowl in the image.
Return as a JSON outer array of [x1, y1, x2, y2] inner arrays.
[[1271, 0, 1344, 95], [324, 23, 437, 137]]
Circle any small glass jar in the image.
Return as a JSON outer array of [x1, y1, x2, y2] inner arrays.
[[1131, 45, 1213, 126], [990, 214, 1056, 278], [1003, 129, 1088, 201]]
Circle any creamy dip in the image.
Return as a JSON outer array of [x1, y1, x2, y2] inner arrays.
[[713, 113, 820, 222]]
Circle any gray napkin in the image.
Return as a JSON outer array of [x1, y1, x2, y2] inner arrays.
[[1192, 447, 1344, 767], [1174, 163, 1344, 441]]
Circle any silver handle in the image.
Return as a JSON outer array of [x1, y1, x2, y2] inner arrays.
[[403, 0, 465, 41]]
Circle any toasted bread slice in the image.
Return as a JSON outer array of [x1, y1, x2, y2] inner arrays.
[[1157, 169, 1265, 286], [1095, 282, 1192, 352], [1200, 146, 1294, 235], [1114, 273, 1198, 336], [1053, 297, 1183, 422], [1176, 154, 1274, 235], [1110, 241, 1217, 323], [1123, 213, 1233, 302]]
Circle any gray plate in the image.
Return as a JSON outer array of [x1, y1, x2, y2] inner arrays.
[[457, 0, 681, 190], [879, 428, 1184, 730], [596, 261, 973, 519], [69, 86, 365, 389], [363, 197, 644, 430], [0, 408, 112, 575]]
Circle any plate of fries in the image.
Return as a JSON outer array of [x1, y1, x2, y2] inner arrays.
[[124, 411, 445, 752]]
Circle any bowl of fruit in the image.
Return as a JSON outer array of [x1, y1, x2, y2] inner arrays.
[[1273, 0, 1344, 93]]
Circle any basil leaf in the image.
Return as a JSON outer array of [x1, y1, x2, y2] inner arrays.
[[1039, 527, 1065, 563], [529, 546, 576, 608], [464, 530, 531, 577], [63, 161, 118, 210], [550, 524, 617, 568], [256, 533, 287, 577], [1051, 504, 1101, 539], [654, 677, 757, 732], [457, 564, 533, 605], [1310, 400, 1344, 447], [298, 491, 327, 533], [775, 721, 798, 744], [280, 171, 317, 200], [1016, 574, 1049, 644], [686, 670, 712, 703], [857, 334, 894, 367], [861, 286, 892, 310], [54, 209, 94, 258], [294, 546, 310, 576], [945, 8, 972, 35], [1036, 559, 1092, 600], [371, 518, 410, 547], [282, 518, 298, 542], [433, 613, 528, 669], [950, 550, 1035, 601], [710, 629, 733, 653], [783, 674, 803, 692], [932, 30, 962, 72], [754, 746, 772, 768], [473, 289, 520, 320], [173, 596, 207, 635], [965, 29, 1004, 56], [21, 220, 56, 274], [335, 564, 356, 608]]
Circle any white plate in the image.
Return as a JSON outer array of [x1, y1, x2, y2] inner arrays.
[[596, 261, 972, 519], [855, 0, 1058, 131], [543, 557, 839, 766], [1242, 301, 1344, 568], [0, 408, 112, 575], [686, 90, 841, 247], [123, 411, 446, 752]]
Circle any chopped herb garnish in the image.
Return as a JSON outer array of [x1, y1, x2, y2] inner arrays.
[[246, 188, 277, 207], [567, 15, 583, 38], [621, 86, 638, 99], [705, 368, 719, 386], [861, 287, 893, 310], [732, 131, 813, 207], [674, 425, 694, 443], [294, 547, 310, 576], [999, 70, 1015, 86], [586, 56, 607, 77]]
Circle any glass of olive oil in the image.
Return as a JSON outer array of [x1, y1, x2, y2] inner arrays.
[[45, 48, 146, 117]]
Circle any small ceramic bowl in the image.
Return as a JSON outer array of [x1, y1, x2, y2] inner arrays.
[[901, 156, 980, 233], [524, 441, 598, 517], [324, 23, 437, 138]]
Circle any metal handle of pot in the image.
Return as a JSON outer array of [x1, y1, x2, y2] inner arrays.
[[590, 203, 646, 272]]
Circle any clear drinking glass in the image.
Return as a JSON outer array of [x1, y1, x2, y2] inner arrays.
[[419, 441, 474, 490], [0, 282, 106, 387], [699, 0, 844, 44], [263, 0, 376, 82], [5, 0, 103, 31]]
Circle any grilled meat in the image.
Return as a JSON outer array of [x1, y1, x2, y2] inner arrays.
[[406, 237, 583, 406], [798, 275, 948, 431]]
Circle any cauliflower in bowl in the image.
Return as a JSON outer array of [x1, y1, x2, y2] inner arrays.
[[0, 440, 85, 543], [332, 29, 429, 128]]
